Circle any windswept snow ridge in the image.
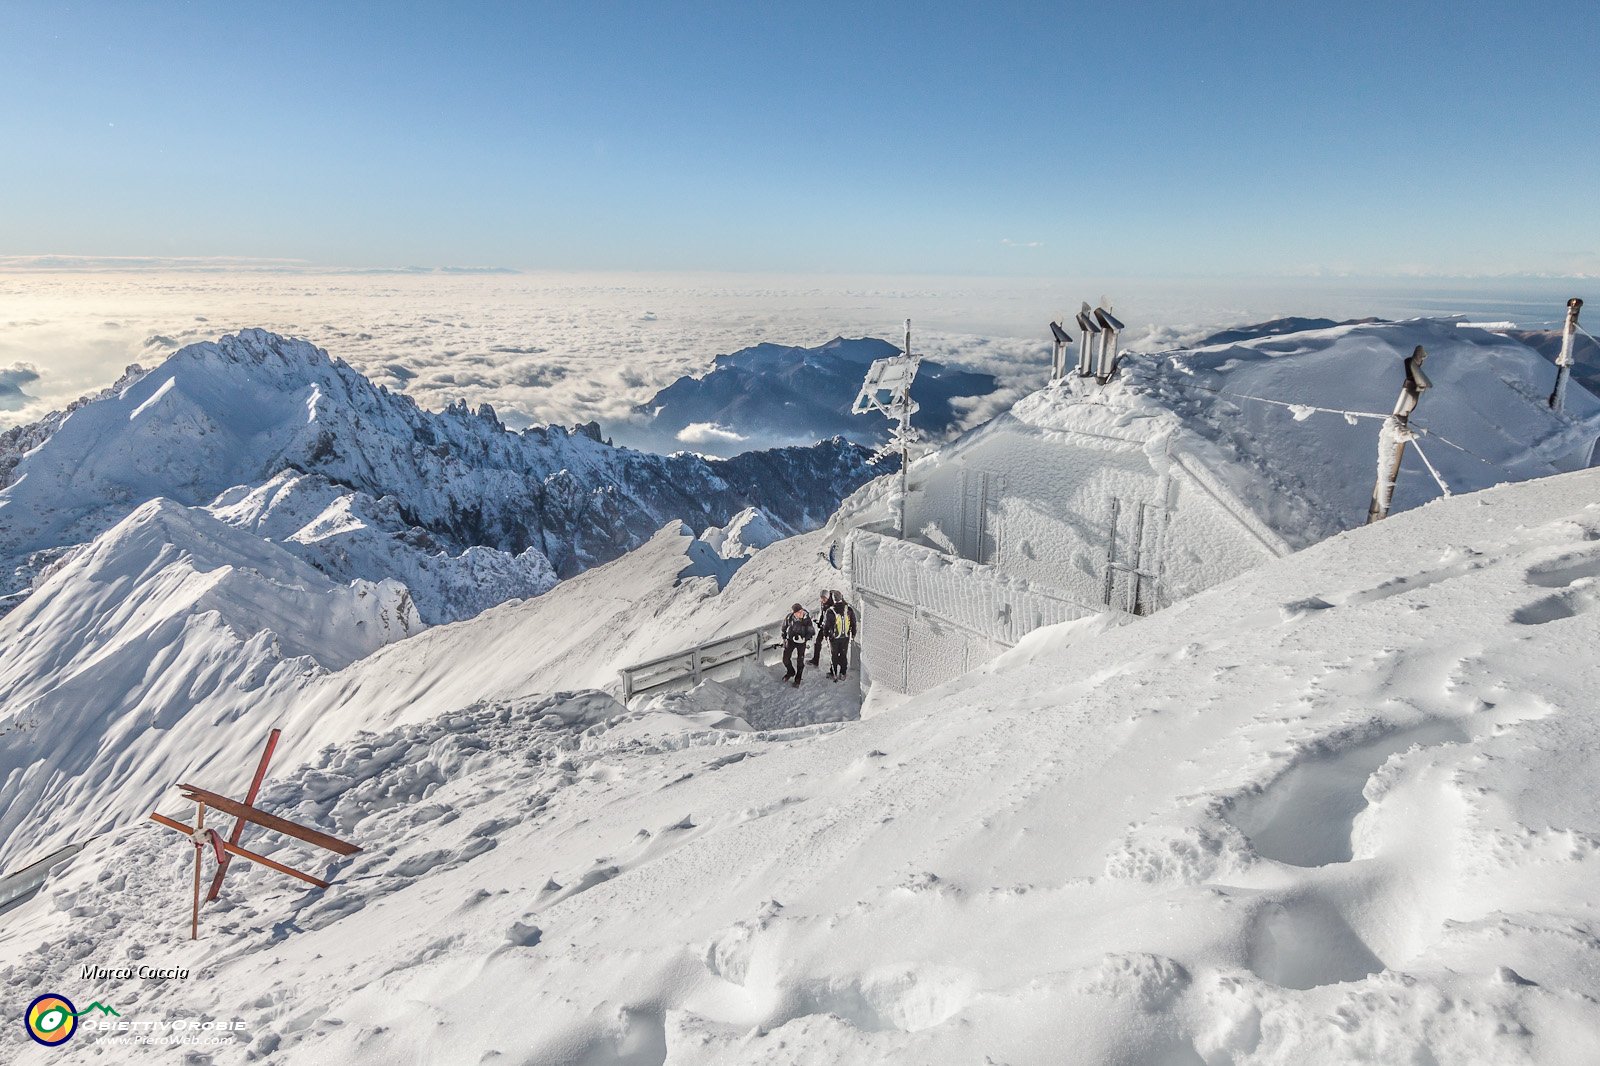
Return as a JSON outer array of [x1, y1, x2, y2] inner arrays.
[[0, 499, 419, 859], [0, 516, 841, 869]]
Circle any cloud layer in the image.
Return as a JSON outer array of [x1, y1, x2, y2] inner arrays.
[[1, 270, 1584, 436]]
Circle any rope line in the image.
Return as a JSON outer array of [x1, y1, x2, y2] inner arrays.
[[1407, 422, 1501, 468], [1408, 437, 1452, 497], [1159, 378, 1390, 421]]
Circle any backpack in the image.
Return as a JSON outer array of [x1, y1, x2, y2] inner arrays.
[[829, 603, 857, 638]]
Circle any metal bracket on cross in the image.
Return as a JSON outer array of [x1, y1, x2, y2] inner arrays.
[[148, 728, 362, 940]]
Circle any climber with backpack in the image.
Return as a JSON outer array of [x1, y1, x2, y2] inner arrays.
[[781, 602, 815, 687], [815, 590, 858, 681]]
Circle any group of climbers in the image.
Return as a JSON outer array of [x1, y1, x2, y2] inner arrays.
[[780, 590, 858, 687]]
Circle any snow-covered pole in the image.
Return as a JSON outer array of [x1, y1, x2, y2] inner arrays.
[[1075, 308, 1098, 377], [1092, 306, 1126, 383], [896, 319, 913, 538], [1548, 298, 1584, 411], [1049, 320, 1073, 383], [1366, 345, 1431, 524], [851, 326, 921, 540]]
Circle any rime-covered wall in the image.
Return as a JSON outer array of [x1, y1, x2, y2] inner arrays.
[[901, 419, 1282, 615], [846, 531, 1099, 696]]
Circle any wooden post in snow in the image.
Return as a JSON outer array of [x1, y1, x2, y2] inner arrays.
[[190, 801, 205, 940], [1366, 345, 1432, 524], [206, 727, 279, 902], [1549, 298, 1584, 411]]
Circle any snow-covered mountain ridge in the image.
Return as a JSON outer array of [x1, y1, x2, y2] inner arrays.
[[0, 329, 882, 621]]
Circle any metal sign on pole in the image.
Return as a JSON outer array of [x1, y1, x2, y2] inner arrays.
[[852, 320, 923, 539], [1366, 345, 1432, 524], [1092, 306, 1126, 383], [1549, 298, 1584, 411], [148, 729, 361, 940], [1075, 305, 1100, 377], [1048, 320, 1074, 383]]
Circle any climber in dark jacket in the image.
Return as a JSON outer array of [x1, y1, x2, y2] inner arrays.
[[816, 591, 858, 681], [781, 603, 814, 687]]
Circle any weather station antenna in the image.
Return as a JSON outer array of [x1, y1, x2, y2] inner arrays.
[[851, 318, 923, 538]]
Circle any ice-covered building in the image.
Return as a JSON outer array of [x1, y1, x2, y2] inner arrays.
[[838, 317, 1600, 694]]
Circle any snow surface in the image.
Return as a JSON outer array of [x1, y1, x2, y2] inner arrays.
[[4, 465, 1600, 1063], [4, 315, 1600, 1064]]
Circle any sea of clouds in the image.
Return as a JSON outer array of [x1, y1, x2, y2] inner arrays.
[[0, 264, 1583, 442]]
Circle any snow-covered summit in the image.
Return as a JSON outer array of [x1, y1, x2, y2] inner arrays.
[[699, 506, 788, 559], [826, 317, 1600, 695]]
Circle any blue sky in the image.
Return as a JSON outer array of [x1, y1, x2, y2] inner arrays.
[[2, 1, 1596, 277]]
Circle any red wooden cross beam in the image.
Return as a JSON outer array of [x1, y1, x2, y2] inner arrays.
[[148, 728, 362, 940], [205, 725, 278, 902]]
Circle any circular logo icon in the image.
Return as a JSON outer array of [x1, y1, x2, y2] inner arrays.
[[25, 993, 78, 1047]]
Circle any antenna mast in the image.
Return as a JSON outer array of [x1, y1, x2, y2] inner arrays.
[[850, 320, 924, 540], [893, 319, 918, 537]]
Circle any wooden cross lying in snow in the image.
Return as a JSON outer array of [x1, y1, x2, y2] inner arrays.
[[147, 728, 362, 940]]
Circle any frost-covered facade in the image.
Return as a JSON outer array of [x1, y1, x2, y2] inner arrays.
[[842, 318, 1600, 695], [844, 393, 1290, 695]]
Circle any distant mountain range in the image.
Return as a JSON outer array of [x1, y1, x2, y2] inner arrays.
[[612, 336, 1000, 457], [0, 330, 883, 622]]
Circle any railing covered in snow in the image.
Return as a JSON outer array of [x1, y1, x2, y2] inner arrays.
[[617, 620, 786, 701], [0, 843, 85, 916]]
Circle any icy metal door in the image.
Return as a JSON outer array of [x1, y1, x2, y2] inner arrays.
[[958, 471, 1004, 564], [858, 593, 911, 693], [1102, 496, 1163, 615]]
